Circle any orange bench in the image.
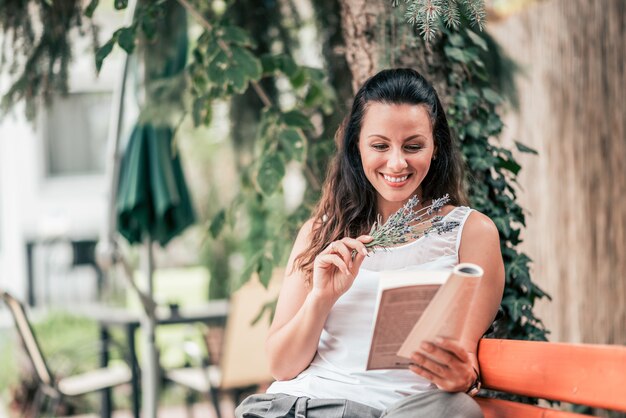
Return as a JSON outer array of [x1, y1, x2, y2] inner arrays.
[[476, 339, 626, 417]]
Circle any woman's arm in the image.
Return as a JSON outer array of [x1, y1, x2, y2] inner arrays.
[[409, 211, 505, 392], [266, 219, 371, 381]]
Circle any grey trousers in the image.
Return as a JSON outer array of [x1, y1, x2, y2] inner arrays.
[[235, 390, 484, 418]]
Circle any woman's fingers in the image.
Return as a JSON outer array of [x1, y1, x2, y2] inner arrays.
[[316, 253, 352, 276], [423, 337, 470, 363], [409, 352, 448, 379]]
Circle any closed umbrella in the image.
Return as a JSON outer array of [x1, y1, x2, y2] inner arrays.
[[115, 4, 193, 417]]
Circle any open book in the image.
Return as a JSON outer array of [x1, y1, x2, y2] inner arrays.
[[366, 263, 483, 370]]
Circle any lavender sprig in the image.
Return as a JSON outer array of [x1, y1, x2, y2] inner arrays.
[[365, 194, 460, 252]]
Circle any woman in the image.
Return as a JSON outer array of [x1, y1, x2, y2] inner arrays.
[[236, 68, 504, 418]]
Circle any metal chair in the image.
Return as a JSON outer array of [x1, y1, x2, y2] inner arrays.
[[165, 270, 282, 418], [0, 290, 132, 417]]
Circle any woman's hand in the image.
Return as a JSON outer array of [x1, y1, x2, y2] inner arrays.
[[311, 235, 373, 302], [409, 337, 477, 393]]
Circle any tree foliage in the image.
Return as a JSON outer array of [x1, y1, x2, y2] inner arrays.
[[0, 0, 549, 345]]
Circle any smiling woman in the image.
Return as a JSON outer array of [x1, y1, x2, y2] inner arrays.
[[359, 103, 436, 220], [235, 69, 504, 418]]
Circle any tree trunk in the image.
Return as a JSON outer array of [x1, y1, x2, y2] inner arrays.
[[338, 0, 385, 92], [489, 0, 626, 346]]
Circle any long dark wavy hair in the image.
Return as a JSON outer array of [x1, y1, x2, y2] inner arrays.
[[295, 68, 468, 282]]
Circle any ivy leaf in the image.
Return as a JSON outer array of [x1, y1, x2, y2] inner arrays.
[[256, 154, 285, 196], [444, 46, 468, 63], [222, 25, 255, 48], [482, 88, 502, 105], [238, 252, 262, 291], [116, 26, 136, 54], [95, 39, 115, 73], [278, 128, 306, 162], [277, 54, 298, 77], [289, 68, 307, 88], [515, 141, 539, 155], [231, 45, 262, 81], [209, 209, 226, 238], [261, 54, 279, 74], [497, 156, 521, 175], [282, 110, 314, 130], [229, 66, 248, 93], [85, 0, 99, 17], [502, 295, 531, 323], [448, 33, 465, 47], [466, 121, 481, 138], [507, 253, 531, 284], [208, 50, 229, 87], [258, 255, 274, 288], [466, 29, 488, 51]]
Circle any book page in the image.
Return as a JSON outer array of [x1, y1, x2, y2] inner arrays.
[[365, 264, 483, 370], [366, 284, 441, 370]]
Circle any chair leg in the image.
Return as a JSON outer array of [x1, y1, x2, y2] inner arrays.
[[26, 387, 45, 418], [48, 394, 62, 418], [208, 387, 222, 418]]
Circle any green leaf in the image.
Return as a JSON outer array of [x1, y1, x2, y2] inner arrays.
[[95, 39, 115, 73], [229, 66, 248, 93], [289, 68, 307, 88], [222, 25, 255, 47], [256, 154, 285, 196], [502, 295, 531, 323], [238, 252, 262, 290], [141, 14, 157, 40], [231, 45, 262, 81], [515, 141, 539, 155], [209, 209, 226, 238], [85, 0, 99, 17], [208, 50, 229, 86], [277, 54, 298, 77], [466, 121, 481, 138], [492, 216, 511, 238], [278, 128, 306, 162], [466, 29, 488, 51], [116, 26, 136, 54], [303, 83, 324, 108], [482, 88, 502, 105], [282, 110, 314, 130], [497, 157, 521, 175], [261, 54, 279, 74], [444, 46, 467, 63], [448, 34, 465, 47], [258, 255, 274, 288]]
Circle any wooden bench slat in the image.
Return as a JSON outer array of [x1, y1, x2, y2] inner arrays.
[[477, 398, 594, 418], [477, 339, 626, 412]]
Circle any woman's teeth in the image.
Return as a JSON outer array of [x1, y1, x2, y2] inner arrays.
[[383, 174, 409, 183]]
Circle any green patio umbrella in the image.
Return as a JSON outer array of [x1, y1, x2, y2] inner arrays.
[[116, 124, 195, 247], [113, 3, 193, 416]]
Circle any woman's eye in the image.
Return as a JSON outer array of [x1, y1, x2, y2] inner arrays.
[[371, 144, 388, 151], [404, 144, 423, 152]]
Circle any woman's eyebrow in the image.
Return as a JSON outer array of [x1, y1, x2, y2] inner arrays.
[[367, 134, 426, 141]]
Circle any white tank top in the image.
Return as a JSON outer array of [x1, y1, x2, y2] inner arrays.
[[267, 206, 474, 411]]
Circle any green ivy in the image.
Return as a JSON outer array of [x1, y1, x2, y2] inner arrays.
[[440, 26, 550, 341]]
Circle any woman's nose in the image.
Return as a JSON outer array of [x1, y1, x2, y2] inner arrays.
[[387, 150, 408, 172]]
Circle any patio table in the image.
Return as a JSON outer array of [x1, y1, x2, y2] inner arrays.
[[73, 300, 229, 418]]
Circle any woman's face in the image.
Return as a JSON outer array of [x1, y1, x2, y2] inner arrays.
[[358, 102, 436, 220]]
